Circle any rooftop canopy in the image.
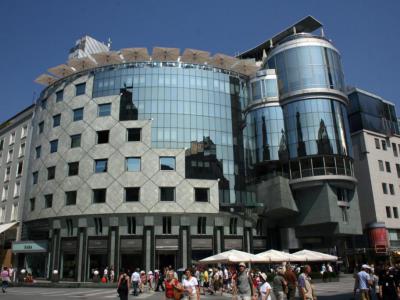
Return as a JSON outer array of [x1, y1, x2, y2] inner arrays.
[[120, 48, 150, 62], [34, 74, 58, 86]]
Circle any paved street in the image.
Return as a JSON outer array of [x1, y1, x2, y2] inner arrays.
[[0, 277, 355, 300]]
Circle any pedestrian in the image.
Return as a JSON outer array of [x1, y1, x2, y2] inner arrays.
[[320, 264, 326, 282], [140, 270, 147, 293], [117, 273, 130, 300], [148, 271, 154, 291], [378, 265, 397, 300], [131, 268, 140, 296], [258, 273, 271, 300], [110, 267, 115, 283], [284, 265, 297, 300], [298, 265, 316, 300], [182, 268, 200, 300], [272, 267, 287, 300], [103, 266, 109, 282], [235, 262, 254, 300], [1, 267, 10, 293], [165, 270, 183, 300], [354, 264, 372, 300]]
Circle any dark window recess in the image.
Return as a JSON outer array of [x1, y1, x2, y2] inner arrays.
[[56, 90, 64, 102], [0, 140, 3, 151], [75, 83, 86, 96], [389, 184, 395, 195], [393, 143, 398, 157], [47, 166, 56, 180], [66, 191, 77, 205], [93, 189, 106, 203], [30, 198, 35, 211], [97, 130, 109, 144], [66, 219, 73, 236], [36, 146, 41, 158], [68, 162, 79, 176], [95, 159, 108, 173], [160, 187, 175, 201], [256, 219, 263, 236], [127, 128, 141, 141], [382, 140, 387, 150], [50, 140, 58, 153], [197, 217, 206, 234], [229, 217, 237, 235], [125, 187, 140, 202], [73, 108, 84, 121], [162, 216, 172, 234], [195, 188, 209, 202], [32, 172, 38, 184], [70, 134, 81, 148], [160, 157, 175, 170], [127, 217, 136, 234], [394, 207, 399, 219], [53, 114, 61, 127], [386, 161, 391, 173], [382, 183, 388, 194], [386, 206, 392, 218], [17, 162, 23, 176], [38, 122, 44, 134], [41, 98, 47, 109], [119, 88, 138, 121], [396, 164, 400, 178], [45, 194, 53, 208], [94, 217, 103, 235]]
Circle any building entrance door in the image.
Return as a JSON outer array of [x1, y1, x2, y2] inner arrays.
[[157, 251, 176, 270], [120, 253, 143, 273]]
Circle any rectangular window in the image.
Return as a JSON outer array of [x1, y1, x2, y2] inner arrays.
[[66, 191, 77, 206], [378, 160, 384, 171], [41, 98, 47, 109], [229, 217, 238, 235], [98, 103, 111, 117], [0, 139, 3, 151], [13, 181, 20, 197], [126, 157, 141, 172], [75, 82, 86, 96], [56, 90, 64, 102], [393, 143, 398, 157], [36, 146, 41, 159], [50, 140, 58, 153], [11, 203, 18, 221], [30, 198, 35, 211], [382, 183, 388, 194], [374, 138, 380, 149], [16, 161, 23, 176], [396, 164, 400, 178], [94, 217, 103, 235], [394, 207, 399, 219], [0, 207, 4, 223], [21, 125, 27, 138], [68, 162, 79, 176], [160, 157, 176, 170], [9, 132, 15, 145], [127, 128, 141, 142], [95, 159, 108, 173], [160, 187, 175, 201], [7, 149, 13, 162], [1, 186, 8, 201], [125, 187, 140, 202], [386, 161, 391, 173], [389, 184, 395, 195], [32, 171, 38, 184], [162, 216, 172, 234], [341, 207, 348, 223], [53, 114, 61, 127], [93, 189, 106, 203], [38, 121, 44, 134], [4, 167, 10, 182], [73, 108, 84, 121], [382, 140, 387, 150], [97, 130, 109, 144], [195, 188, 209, 202], [66, 219, 73, 236], [19, 143, 25, 157], [386, 206, 392, 218], [70, 134, 81, 148], [197, 216, 206, 234], [127, 217, 136, 234], [47, 166, 56, 180], [45, 194, 53, 208]]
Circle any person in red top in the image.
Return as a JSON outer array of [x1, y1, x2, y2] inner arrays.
[[165, 270, 183, 300]]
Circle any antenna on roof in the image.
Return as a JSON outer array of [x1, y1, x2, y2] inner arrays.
[[107, 38, 112, 50]]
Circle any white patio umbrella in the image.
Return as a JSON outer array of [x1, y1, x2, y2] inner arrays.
[[209, 53, 238, 70], [91, 51, 122, 66], [181, 48, 210, 64], [255, 249, 301, 263], [120, 48, 150, 62], [231, 59, 260, 76], [67, 56, 97, 72], [152, 47, 180, 61], [292, 249, 338, 262], [34, 74, 58, 86], [199, 249, 263, 264], [48, 64, 76, 78]]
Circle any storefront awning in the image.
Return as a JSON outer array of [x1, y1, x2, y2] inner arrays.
[[12, 240, 48, 253], [0, 222, 18, 234]]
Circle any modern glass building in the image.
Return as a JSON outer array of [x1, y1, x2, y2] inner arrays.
[[4, 16, 362, 281]]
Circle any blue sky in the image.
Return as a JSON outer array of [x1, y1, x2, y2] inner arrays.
[[0, 0, 399, 122]]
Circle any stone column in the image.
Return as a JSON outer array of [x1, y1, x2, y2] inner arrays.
[[214, 217, 224, 253], [77, 218, 88, 282], [243, 221, 253, 253], [143, 216, 154, 272], [49, 219, 61, 279], [108, 217, 119, 281]]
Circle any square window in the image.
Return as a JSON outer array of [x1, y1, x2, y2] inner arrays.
[[126, 157, 141, 172], [95, 159, 108, 173], [195, 188, 209, 202], [73, 108, 84, 121], [75, 83, 86, 96], [160, 157, 175, 170], [125, 187, 140, 202], [93, 189, 106, 203], [47, 166, 56, 180], [38, 121, 44, 134], [127, 128, 141, 142], [56, 90, 64, 102], [35, 146, 41, 159], [32, 171, 38, 184], [68, 162, 79, 176], [50, 140, 58, 153], [70, 134, 81, 148], [97, 130, 109, 144], [53, 114, 61, 127], [45, 194, 53, 208], [160, 187, 175, 201], [98, 103, 111, 117], [66, 191, 77, 206], [30, 198, 35, 211]]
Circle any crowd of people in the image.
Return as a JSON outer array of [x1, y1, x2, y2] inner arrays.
[[116, 263, 318, 300]]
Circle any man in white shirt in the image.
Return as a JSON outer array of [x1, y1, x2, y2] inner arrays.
[[131, 268, 140, 296]]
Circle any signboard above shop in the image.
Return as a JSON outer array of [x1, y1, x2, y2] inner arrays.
[[12, 241, 48, 253]]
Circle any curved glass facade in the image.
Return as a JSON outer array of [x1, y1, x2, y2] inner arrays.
[[267, 45, 345, 96], [92, 63, 250, 204], [283, 98, 352, 159]]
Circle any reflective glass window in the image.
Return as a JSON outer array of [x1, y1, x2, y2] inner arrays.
[[50, 140, 58, 153], [160, 157, 175, 170], [126, 157, 141, 172], [70, 134, 81, 148], [73, 108, 84, 121], [56, 90, 63, 102], [95, 159, 108, 173], [98, 103, 111, 117], [75, 83, 86, 96], [160, 187, 175, 201]]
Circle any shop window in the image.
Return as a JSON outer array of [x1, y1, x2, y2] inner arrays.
[[66, 191, 77, 206], [95, 159, 108, 173], [93, 189, 106, 203], [125, 187, 140, 202], [68, 162, 79, 176], [75, 82, 86, 96], [160, 187, 175, 201], [127, 128, 141, 141], [160, 157, 175, 170], [162, 216, 172, 234], [45, 194, 53, 208], [127, 217, 136, 234], [197, 217, 206, 234], [195, 188, 209, 202], [47, 166, 56, 180], [97, 130, 109, 144]]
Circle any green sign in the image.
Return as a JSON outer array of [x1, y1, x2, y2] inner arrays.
[[12, 241, 48, 253]]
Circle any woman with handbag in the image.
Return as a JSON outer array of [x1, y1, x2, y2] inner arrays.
[[182, 268, 200, 300], [165, 270, 183, 300]]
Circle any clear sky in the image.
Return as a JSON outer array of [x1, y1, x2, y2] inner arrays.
[[0, 0, 399, 123]]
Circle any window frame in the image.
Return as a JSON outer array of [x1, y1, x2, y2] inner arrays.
[[98, 103, 112, 117], [70, 134, 82, 148], [194, 188, 209, 202], [127, 128, 141, 142], [73, 107, 84, 122], [160, 156, 176, 171], [125, 187, 140, 202], [65, 191, 77, 206], [93, 188, 107, 204], [75, 82, 86, 96], [126, 157, 141, 172], [94, 159, 108, 173], [160, 187, 175, 202]]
